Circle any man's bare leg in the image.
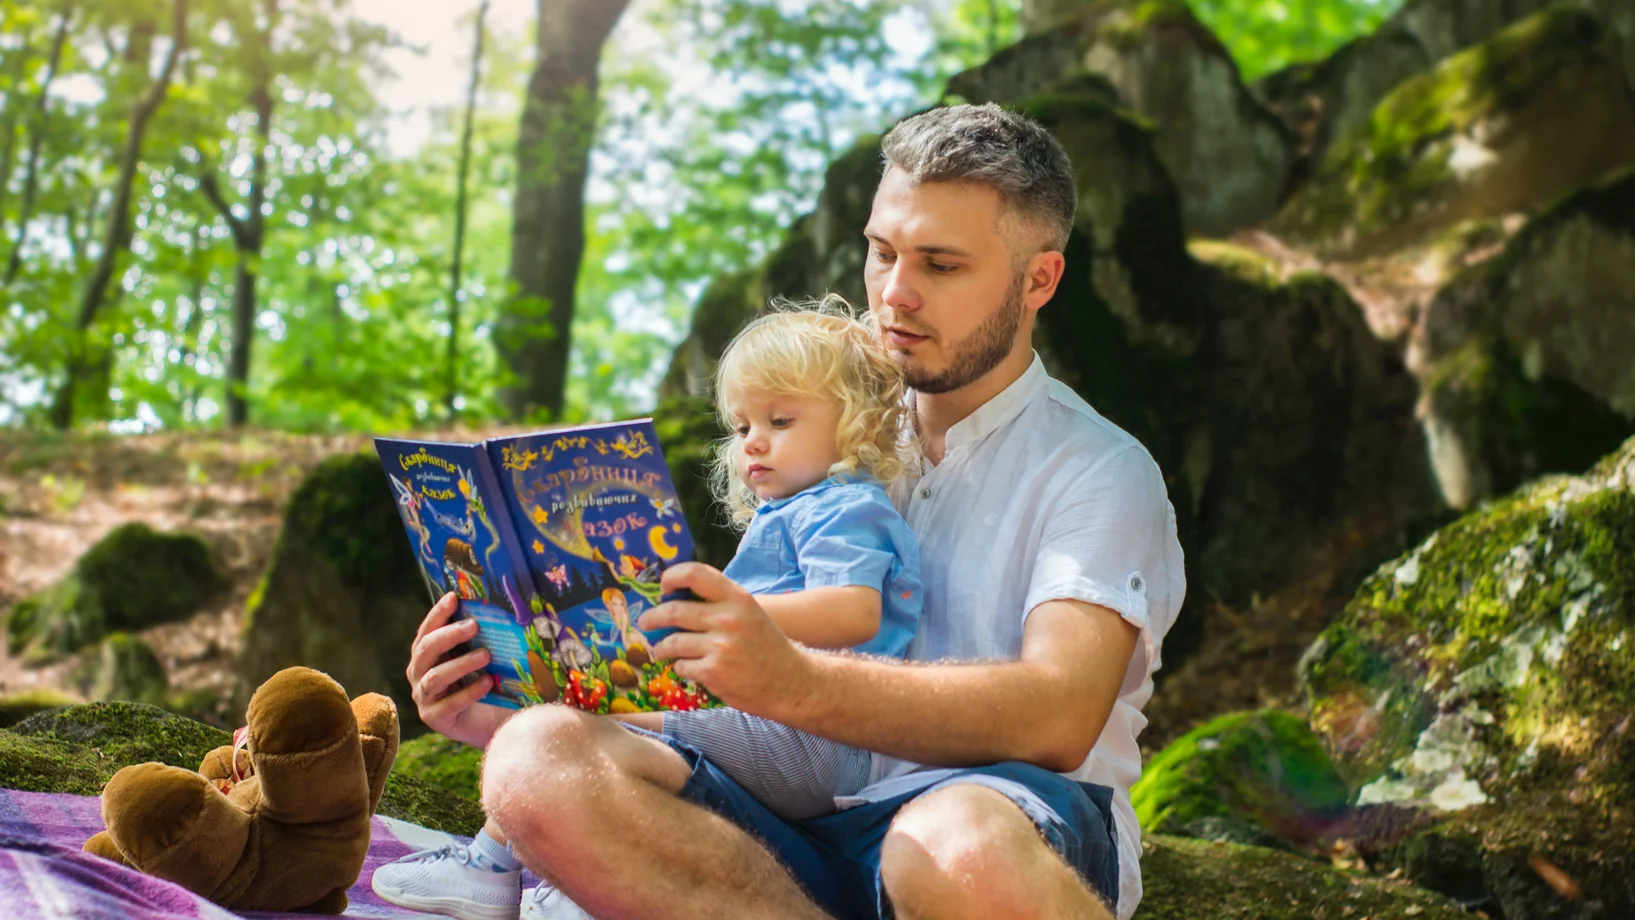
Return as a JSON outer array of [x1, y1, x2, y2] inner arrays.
[[880, 784, 1115, 920], [482, 704, 831, 920]]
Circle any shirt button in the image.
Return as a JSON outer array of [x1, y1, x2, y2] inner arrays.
[[1130, 575, 1144, 592], [918, 488, 931, 499]]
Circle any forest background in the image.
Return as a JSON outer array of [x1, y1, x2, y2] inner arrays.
[[0, 0, 1395, 432]]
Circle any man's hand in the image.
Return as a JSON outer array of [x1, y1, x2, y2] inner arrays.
[[407, 592, 512, 749], [640, 562, 812, 713]]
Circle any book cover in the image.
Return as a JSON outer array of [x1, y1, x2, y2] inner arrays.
[[484, 420, 717, 714], [374, 420, 717, 715]]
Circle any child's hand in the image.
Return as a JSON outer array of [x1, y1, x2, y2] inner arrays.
[[639, 562, 812, 714]]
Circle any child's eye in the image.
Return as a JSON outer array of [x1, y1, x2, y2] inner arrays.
[[771, 417, 792, 428], [734, 425, 749, 437]]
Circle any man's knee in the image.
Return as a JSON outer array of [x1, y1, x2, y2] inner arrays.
[[879, 783, 1054, 915], [481, 705, 602, 825]]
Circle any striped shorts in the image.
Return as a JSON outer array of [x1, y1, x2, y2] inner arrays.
[[663, 707, 872, 820]]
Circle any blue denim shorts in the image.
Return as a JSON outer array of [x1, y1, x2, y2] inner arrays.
[[626, 725, 1119, 920]]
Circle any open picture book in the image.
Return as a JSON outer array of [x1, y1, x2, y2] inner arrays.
[[374, 420, 719, 714]]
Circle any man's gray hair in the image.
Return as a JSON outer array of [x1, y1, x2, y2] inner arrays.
[[879, 103, 1077, 253]]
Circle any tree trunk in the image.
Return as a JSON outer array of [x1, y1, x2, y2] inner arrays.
[[496, 0, 629, 421], [447, 0, 489, 420], [4, 6, 74, 288], [201, 0, 276, 428], [0, 31, 37, 224], [49, 0, 185, 431], [1019, 0, 1095, 36]]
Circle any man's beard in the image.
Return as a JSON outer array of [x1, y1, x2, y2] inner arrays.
[[900, 271, 1026, 395]]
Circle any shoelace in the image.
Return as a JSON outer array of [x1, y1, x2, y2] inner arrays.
[[394, 843, 475, 866]]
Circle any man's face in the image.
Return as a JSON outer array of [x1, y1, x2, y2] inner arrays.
[[863, 169, 1030, 394]]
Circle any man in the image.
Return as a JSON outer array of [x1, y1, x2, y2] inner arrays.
[[402, 103, 1183, 920]]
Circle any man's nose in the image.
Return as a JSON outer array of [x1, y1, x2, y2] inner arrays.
[[880, 262, 921, 312]]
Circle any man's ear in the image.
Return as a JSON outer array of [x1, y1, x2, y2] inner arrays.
[[1024, 249, 1067, 312]]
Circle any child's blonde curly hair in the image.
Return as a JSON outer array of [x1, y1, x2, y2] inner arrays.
[[708, 296, 913, 530]]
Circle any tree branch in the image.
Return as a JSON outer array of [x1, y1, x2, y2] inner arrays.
[[198, 171, 250, 249]]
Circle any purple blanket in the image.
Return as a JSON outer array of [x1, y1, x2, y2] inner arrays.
[[0, 789, 537, 919]]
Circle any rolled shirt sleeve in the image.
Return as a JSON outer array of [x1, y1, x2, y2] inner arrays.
[[1023, 446, 1169, 667]]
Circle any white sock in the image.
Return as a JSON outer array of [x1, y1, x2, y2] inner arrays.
[[470, 827, 523, 873]]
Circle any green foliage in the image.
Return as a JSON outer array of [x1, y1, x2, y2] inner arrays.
[[1190, 0, 1400, 82], [394, 732, 483, 803]]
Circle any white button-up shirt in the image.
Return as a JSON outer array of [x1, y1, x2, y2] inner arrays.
[[866, 353, 1184, 920]]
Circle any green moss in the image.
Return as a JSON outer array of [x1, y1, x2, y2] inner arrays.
[[394, 733, 484, 803], [1133, 710, 1350, 845], [378, 771, 487, 837], [1305, 436, 1635, 913], [1187, 241, 1279, 287], [1290, 7, 1619, 247], [1138, 834, 1468, 919], [2, 523, 222, 662]]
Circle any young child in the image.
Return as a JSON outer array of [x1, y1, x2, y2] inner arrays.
[[373, 300, 922, 920]]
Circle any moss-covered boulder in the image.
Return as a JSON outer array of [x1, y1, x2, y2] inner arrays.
[[2, 522, 223, 662], [77, 632, 169, 707], [0, 701, 486, 835], [1302, 435, 1635, 916], [1133, 710, 1350, 849], [1274, 6, 1635, 257], [1413, 167, 1635, 509], [948, 0, 1292, 236], [235, 452, 431, 735]]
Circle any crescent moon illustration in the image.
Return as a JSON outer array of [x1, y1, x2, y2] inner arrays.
[[648, 524, 679, 561]]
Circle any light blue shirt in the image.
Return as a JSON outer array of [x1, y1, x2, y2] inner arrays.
[[723, 477, 922, 659]]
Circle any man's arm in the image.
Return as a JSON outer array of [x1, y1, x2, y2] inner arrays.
[[644, 565, 1139, 772], [756, 585, 881, 650]]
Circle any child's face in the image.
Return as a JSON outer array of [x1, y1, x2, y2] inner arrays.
[[729, 391, 844, 501]]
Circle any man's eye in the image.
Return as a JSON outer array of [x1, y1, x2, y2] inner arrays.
[[873, 250, 896, 263], [928, 262, 956, 274]]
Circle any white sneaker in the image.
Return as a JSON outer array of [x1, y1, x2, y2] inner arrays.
[[371, 843, 522, 920], [520, 883, 594, 920]]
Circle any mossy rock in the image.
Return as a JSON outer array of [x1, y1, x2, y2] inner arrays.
[[235, 451, 431, 735], [1138, 833, 1468, 919], [1132, 710, 1350, 848], [0, 701, 486, 835], [1302, 435, 1635, 916], [1275, 5, 1635, 257], [394, 732, 484, 804], [949, 0, 1292, 236], [2, 522, 223, 662], [1415, 166, 1635, 509], [78, 632, 168, 707]]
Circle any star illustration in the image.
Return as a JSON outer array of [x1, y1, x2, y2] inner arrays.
[[532, 539, 545, 554], [531, 505, 549, 526]]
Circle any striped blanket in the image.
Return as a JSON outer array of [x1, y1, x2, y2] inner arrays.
[[0, 788, 538, 919]]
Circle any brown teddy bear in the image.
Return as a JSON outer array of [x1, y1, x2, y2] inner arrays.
[[83, 666, 399, 913]]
